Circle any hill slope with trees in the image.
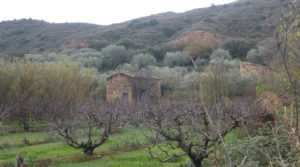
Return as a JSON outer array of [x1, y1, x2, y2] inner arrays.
[[0, 0, 291, 57]]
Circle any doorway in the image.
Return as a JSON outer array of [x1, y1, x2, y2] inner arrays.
[[122, 92, 128, 101]]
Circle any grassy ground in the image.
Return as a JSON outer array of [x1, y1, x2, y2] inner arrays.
[[54, 149, 187, 167], [0, 124, 243, 167], [0, 127, 188, 167]]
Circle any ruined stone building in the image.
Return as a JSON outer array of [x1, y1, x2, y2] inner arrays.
[[240, 62, 268, 98], [106, 71, 161, 103], [240, 61, 267, 75]]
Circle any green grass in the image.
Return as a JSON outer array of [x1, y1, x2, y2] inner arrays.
[[0, 142, 77, 163], [54, 149, 187, 167], [0, 127, 187, 166], [1, 121, 51, 132], [0, 131, 54, 148]]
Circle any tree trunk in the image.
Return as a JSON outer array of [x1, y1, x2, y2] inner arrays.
[[191, 157, 203, 167], [83, 147, 94, 155], [294, 95, 300, 142], [22, 121, 29, 131]]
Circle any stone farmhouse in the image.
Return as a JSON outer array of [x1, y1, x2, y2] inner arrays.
[[106, 71, 161, 103]]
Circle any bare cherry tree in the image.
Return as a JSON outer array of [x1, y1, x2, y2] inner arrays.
[[55, 99, 121, 155], [140, 99, 248, 167]]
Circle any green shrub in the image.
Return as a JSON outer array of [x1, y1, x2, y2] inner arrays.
[[231, 122, 300, 166], [222, 39, 256, 60]]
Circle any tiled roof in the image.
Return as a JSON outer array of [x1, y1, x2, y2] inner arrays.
[[107, 71, 160, 80]]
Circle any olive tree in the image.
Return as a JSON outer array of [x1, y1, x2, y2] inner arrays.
[[132, 53, 156, 69], [149, 66, 188, 95], [26, 48, 104, 70], [222, 39, 256, 60], [100, 45, 132, 70], [201, 56, 255, 101], [210, 49, 232, 61], [246, 49, 261, 64], [181, 72, 201, 93], [163, 51, 190, 67]]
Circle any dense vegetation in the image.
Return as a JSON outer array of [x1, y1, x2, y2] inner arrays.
[[1, 0, 300, 167]]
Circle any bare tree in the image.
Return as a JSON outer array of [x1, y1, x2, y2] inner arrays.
[[14, 99, 37, 131], [275, 1, 300, 142], [55, 99, 121, 155], [140, 99, 248, 167], [0, 105, 10, 125]]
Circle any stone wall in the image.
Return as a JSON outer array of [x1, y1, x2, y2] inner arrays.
[[106, 74, 133, 103], [131, 78, 161, 101], [106, 73, 161, 103], [240, 62, 267, 75]]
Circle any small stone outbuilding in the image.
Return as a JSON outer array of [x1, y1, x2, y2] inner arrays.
[[240, 61, 267, 75], [106, 71, 161, 103]]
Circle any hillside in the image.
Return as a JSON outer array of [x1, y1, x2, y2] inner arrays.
[[0, 0, 291, 57]]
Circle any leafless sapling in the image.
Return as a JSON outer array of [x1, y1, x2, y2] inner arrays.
[[275, 1, 300, 142]]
